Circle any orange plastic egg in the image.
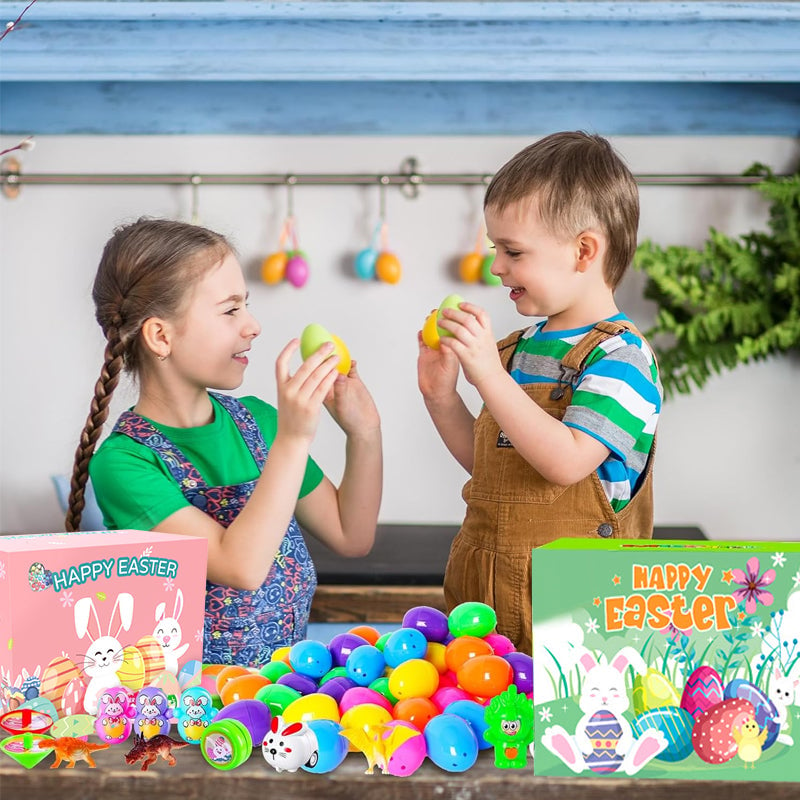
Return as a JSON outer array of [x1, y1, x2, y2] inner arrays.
[[261, 251, 288, 284], [392, 696, 439, 732], [215, 665, 252, 695], [376, 252, 402, 284], [444, 635, 493, 674], [348, 625, 381, 646], [458, 252, 483, 283], [219, 673, 271, 706], [456, 654, 513, 698]]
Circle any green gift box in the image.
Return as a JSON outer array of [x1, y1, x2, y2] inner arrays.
[[531, 539, 800, 781]]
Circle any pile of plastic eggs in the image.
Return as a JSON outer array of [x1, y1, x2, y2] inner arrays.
[[194, 602, 531, 774]]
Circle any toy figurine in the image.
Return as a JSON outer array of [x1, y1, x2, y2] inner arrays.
[[174, 687, 217, 744], [483, 685, 534, 769], [124, 733, 188, 771], [95, 686, 136, 744], [133, 686, 174, 739], [33, 735, 109, 768]]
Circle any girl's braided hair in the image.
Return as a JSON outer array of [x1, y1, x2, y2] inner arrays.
[[65, 217, 231, 531]]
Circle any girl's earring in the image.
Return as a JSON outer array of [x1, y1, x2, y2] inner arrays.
[[158, 353, 169, 362]]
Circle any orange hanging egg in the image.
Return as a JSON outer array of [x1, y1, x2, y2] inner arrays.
[[376, 252, 402, 284], [458, 252, 483, 283], [261, 251, 288, 284]]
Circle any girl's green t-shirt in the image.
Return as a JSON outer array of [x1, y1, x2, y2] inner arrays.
[[89, 394, 324, 531]]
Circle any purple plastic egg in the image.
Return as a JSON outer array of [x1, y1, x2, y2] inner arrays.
[[317, 676, 356, 705], [402, 606, 450, 643], [276, 672, 319, 696], [328, 633, 370, 668], [215, 699, 272, 744], [505, 652, 533, 695]]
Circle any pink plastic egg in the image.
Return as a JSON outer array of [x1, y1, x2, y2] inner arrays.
[[285, 255, 309, 288]]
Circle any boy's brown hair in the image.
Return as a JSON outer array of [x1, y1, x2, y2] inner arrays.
[[484, 131, 639, 289]]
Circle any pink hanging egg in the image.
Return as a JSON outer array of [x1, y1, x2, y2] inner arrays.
[[285, 255, 309, 288]]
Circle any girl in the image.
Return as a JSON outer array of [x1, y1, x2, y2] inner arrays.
[[66, 218, 382, 667]]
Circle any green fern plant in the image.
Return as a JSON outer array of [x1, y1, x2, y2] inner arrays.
[[634, 162, 800, 398]]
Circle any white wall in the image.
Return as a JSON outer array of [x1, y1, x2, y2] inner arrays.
[[1, 136, 798, 540]]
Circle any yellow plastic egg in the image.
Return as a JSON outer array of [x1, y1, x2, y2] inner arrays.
[[458, 252, 483, 283], [421, 310, 440, 350], [283, 692, 341, 724], [261, 251, 288, 284], [376, 252, 402, 284]]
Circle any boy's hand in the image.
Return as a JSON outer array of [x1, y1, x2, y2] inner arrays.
[[436, 301, 504, 389], [417, 325, 460, 404], [274, 338, 340, 442], [323, 361, 381, 438]]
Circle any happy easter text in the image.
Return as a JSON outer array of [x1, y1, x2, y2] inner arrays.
[[603, 562, 736, 633], [50, 557, 178, 591]]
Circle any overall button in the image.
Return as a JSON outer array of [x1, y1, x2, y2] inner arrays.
[[597, 523, 613, 538]]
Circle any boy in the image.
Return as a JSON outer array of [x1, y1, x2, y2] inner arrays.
[[418, 132, 662, 653]]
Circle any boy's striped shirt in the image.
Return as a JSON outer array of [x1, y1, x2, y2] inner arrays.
[[508, 314, 662, 511]]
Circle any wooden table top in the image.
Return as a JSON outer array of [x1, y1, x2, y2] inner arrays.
[[1, 745, 794, 800]]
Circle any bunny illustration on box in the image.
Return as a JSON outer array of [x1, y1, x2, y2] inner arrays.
[[261, 715, 319, 772], [541, 647, 668, 775], [74, 592, 134, 715], [769, 665, 798, 747], [153, 589, 189, 676]]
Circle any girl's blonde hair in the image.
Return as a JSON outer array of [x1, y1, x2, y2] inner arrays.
[[65, 218, 231, 532], [484, 131, 640, 289]]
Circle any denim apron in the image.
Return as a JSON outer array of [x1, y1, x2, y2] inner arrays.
[[113, 392, 317, 667], [444, 321, 656, 653]]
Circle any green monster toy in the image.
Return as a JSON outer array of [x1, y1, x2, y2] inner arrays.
[[483, 684, 534, 769]]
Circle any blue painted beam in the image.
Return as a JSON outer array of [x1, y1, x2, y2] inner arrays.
[[1, 2, 799, 82], [3, 81, 799, 136]]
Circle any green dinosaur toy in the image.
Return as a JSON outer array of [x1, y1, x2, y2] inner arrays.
[[483, 684, 534, 769]]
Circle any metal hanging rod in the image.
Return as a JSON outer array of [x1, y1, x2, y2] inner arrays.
[[0, 157, 779, 199]]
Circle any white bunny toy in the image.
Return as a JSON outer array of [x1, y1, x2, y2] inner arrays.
[[768, 663, 799, 747], [154, 588, 189, 675], [541, 646, 667, 775], [261, 715, 319, 772], [74, 592, 134, 715]]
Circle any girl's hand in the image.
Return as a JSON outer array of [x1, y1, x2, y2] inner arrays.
[[323, 361, 381, 437], [417, 324, 461, 404], [274, 339, 341, 442], [436, 301, 504, 389]]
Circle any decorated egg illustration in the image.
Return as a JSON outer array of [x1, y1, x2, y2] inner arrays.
[[39, 656, 81, 710], [134, 635, 167, 684], [117, 645, 146, 690], [680, 665, 724, 720], [723, 678, 779, 750], [632, 668, 680, 714], [27, 562, 51, 592], [692, 696, 754, 763], [61, 676, 86, 717], [632, 706, 694, 762], [584, 709, 624, 774]]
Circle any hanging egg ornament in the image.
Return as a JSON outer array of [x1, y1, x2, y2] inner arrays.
[[285, 252, 309, 288], [261, 251, 288, 285], [480, 252, 502, 285], [458, 251, 483, 283], [354, 247, 379, 281], [376, 251, 402, 284]]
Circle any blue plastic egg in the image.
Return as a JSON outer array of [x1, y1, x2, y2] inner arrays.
[[289, 640, 333, 680], [302, 719, 349, 773], [444, 699, 491, 750], [423, 713, 479, 772], [345, 644, 386, 687], [383, 628, 428, 669]]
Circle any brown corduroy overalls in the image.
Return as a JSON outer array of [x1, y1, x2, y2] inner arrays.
[[443, 320, 656, 654]]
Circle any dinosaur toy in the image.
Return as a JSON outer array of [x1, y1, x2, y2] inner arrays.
[[483, 685, 534, 769], [124, 732, 188, 771], [33, 736, 110, 768]]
